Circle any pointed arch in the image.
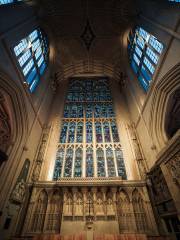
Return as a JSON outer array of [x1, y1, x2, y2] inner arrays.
[[117, 190, 132, 232], [45, 190, 61, 232], [150, 63, 180, 149], [132, 189, 148, 232], [0, 70, 28, 209], [31, 190, 48, 232]]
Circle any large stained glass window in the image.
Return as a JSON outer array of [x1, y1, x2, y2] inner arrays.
[[14, 28, 49, 92], [128, 27, 163, 91], [53, 78, 127, 180]]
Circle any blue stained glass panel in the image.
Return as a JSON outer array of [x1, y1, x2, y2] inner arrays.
[[97, 149, 105, 177], [68, 122, 76, 143], [103, 121, 111, 142], [76, 122, 83, 142], [64, 148, 73, 177], [86, 122, 92, 143], [60, 122, 68, 143], [115, 148, 127, 180], [53, 148, 64, 180], [106, 148, 116, 177], [95, 121, 103, 143], [86, 104, 93, 118], [111, 121, 119, 142], [74, 148, 83, 177], [86, 148, 94, 177]]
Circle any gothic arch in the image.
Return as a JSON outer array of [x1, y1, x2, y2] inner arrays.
[[31, 190, 48, 232], [149, 63, 180, 149], [0, 70, 28, 209]]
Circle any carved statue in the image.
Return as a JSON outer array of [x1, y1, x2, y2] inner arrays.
[[31, 127, 50, 182], [107, 198, 115, 215], [167, 153, 180, 188], [11, 179, 26, 203]]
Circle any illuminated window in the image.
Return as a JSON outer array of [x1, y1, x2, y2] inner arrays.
[[0, 0, 22, 5], [14, 28, 49, 92], [128, 27, 163, 91], [53, 78, 127, 180]]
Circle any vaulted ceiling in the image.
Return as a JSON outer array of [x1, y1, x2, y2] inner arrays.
[[35, 0, 139, 83]]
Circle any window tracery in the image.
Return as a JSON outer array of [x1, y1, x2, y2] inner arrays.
[[128, 27, 163, 91], [53, 78, 127, 179], [14, 28, 49, 92]]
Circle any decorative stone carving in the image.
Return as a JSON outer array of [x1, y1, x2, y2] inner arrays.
[[31, 127, 50, 182], [0, 91, 11, 153], [127, 124, 147, 179], [11, 179, 26, 203], [166, 152, 180, 188]]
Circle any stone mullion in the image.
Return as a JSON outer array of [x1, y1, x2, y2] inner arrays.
[[102, 120, 108, 177], [71, 146, 76, 178], [61, 145, 66, 178]]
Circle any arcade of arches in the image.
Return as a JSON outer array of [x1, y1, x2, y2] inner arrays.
[[0, 1, 179, 240]]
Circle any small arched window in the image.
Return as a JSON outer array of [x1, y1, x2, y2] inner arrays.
[[128, 27, 163, 91], [0, 0, 22, 5], [14, 28, 49, 92]]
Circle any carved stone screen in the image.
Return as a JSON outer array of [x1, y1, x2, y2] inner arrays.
[[53, 78, 127, 180]]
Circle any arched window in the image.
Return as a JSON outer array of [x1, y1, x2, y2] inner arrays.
[[14, 28, 49, 92], [46, 191, 61, 232], [0, 0, 22, 5], [53, 78, 127, 179], [106, 148, 116, 177], [74, 148, 83, 177], [132, 190, 148, 232], [96, 148, 105, 177], [128, 27, 163, 91], [31, 190, 48, 232], [117, 191, 132, 232]]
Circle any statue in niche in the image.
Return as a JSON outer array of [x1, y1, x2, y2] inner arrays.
[[64, 196, 73, 215], [96, 198, 104, 215], [107, 198, 115, 215], [11, 179, 26, 203], [167, 153, 180, 188], [10, 159, 30, 204], [75, 197, 83, 215]]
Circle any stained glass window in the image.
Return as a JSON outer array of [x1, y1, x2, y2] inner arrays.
[[76, 122, 83, 143], [53, 148, 64, 180], [53, 78, 127, 180], [64, 148, 73, 177], [14, 28, 49, 92], [103, 121, 111, 142], [95, 121, 103, 143], [74, 148, 83, 177], [115, 148, 127, 179], [128, 27, 163, 91], [97, 149, 105, 177], [111, 121, 119, 142], [106, 148, 116, 177], [68, 122, 76, 143], [86, 122, 93, 143], [0, 0, 22, 5], [86, 148, 94, 177]]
